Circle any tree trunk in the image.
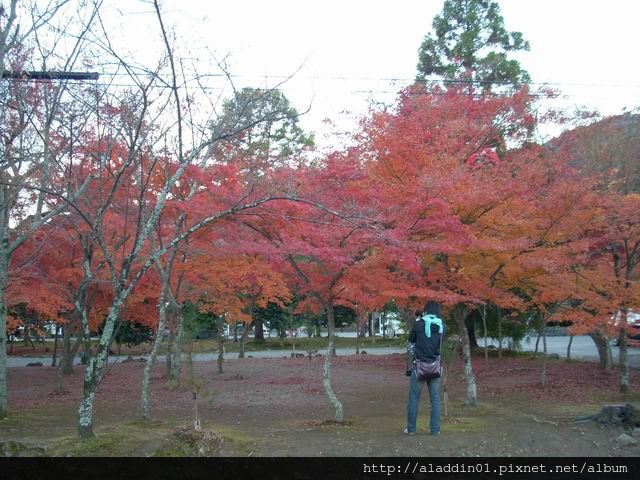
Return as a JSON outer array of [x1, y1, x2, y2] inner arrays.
[[79, 324, 91, 365], [590, 332, 613, 370], [217, 326, 224, 374], [327, 306, 336, 357], [0, 251, 8, 418], [233, 323, 239, 343], [497, 307, 503, 359], [355, 330, 360, 355], [358, 314, 366, 338], [367, 312, 374, 340], [466, 315, 478, 348], [454, 304, 476, 406], [192, 391, 201, 432], [534, 328, 542, 357], [77, 293, 125, 438], [323, 304, 343, 422], [165, 330, 174, 377], [481, 306, 489, 366], [239, 321, 251, 359], [141, 283, 169, 421], [23, 326, 35, 350], [51, 324, 61, 367], [254, 317, 264, 342], [541, 326, 548, 386], [382, 311, 387, 339], [170, 312, 185, 381], [566, 335, 574, 361], [618, 329, 629, 394], [54, 328, 81, 392], [442, 364, 450, 421], [292, 331, 297, 357]]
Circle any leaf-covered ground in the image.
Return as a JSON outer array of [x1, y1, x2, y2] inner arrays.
[[2, 353, 639, 456]]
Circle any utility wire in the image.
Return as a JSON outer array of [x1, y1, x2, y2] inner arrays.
[[3, 69, 639, 90]]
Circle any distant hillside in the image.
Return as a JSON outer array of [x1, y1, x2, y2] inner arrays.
[[547, 113, 640, 194]]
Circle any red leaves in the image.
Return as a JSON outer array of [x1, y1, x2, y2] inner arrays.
[[7, 78, 637, 346]]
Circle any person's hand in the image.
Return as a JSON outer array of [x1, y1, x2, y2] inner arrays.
[[405, 369, 412, 377]]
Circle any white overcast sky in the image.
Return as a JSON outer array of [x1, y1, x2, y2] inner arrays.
[[104, 0, 640, 150]]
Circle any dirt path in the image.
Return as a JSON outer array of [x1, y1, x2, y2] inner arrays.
[[2, 354, 639, 456]]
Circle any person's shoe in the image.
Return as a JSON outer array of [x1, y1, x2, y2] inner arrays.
[[431, 431, 440, 436], [403, 428, 416, 435]]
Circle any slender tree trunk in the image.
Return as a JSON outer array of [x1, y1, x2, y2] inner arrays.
[[497, 308, 503, 359], [77, 293, 126, 438], [51, 324, 61, 367], [618, 328, 629, 394], [355, 330, 360, 355], [590, 332, 613, 371], [0, 251, 8, 418], [466, 316, 479, 348], [292, 331, 297, 357], [55, 331, 80, 393], [359, 314, 366, 338], [442, 364, 450, 421], [327, 307, 337, 357], [233, 323, 239, 343], [323, 304, 343, 422], [170, 312, 184, 381], [534, 328, 542, 357], [367, 312, 374, 340], [141, 283, 169, 421], [23, 327, 35, 350], [382, 311, 387, 339], [217, 325, 224, 374], [165, 330, 174, 377], [481, 306, 489, 366], [254, 317, 264, 342], [541, 325, 548, 386], [192, 391, 201, 432], [454, 304, 476, 406], [566, 335, 574, 361], [239, 321, 251, 359], [79, 324, 91, 365]]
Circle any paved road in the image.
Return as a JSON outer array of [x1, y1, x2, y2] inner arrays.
[[481, 335, 640, 367], [5, 346, 404, 367], [6, 335, 640, 367]]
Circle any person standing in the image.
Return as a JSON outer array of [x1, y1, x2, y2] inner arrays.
[[405, 301, 445, 436]]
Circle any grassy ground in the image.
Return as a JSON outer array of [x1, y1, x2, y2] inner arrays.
[[2, 352, 639, 457]]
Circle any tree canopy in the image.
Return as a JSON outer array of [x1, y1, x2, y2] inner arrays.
[[416, 0, 530, 88]]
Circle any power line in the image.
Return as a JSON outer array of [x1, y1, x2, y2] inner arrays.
[[95, 70, 640, 89], [1, 71, 100, 81], [1, 73, 636, 101]]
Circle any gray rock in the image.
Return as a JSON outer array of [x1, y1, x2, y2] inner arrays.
[[631, 427, 640, 438], [26, 362, 43, 367], [615, 433, 638, 446]]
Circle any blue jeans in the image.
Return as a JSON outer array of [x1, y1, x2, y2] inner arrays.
[[407, 369, 441, 434]]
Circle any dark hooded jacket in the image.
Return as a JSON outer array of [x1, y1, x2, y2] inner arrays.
[[409, 318, 445, 361]]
